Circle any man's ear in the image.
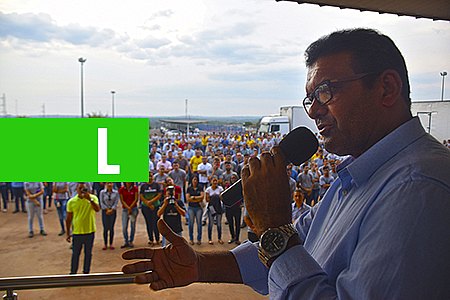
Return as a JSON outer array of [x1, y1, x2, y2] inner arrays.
[[379, 69, 403, 107]]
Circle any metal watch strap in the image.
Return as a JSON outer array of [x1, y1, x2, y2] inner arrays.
[[278, 223, 297, 236], [258, 223, 299, 268]]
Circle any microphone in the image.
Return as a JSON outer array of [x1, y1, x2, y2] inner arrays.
[[220, 127, 318, 208]]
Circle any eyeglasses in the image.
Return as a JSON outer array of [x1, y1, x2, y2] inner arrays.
[[302, 72, 377, 118]]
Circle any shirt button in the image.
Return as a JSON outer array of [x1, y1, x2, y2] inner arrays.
[[342, 190, 348, 196]]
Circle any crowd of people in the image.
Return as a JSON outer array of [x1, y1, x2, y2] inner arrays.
[[2, 129, 447, 276], [0, 129, 343, 272], [1, 128, 448, 274]]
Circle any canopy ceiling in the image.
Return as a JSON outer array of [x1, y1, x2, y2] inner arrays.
[[277, 0, 450, 21]]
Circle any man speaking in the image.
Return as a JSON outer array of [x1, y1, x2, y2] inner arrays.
[[122, 29, 450, 299]]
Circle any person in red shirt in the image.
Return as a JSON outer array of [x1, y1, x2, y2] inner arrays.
[[163, 177, 182, 200], [119, 182, 138, 248]]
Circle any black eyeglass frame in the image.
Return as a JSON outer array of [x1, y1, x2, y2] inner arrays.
[[302, 72, 379, 118]]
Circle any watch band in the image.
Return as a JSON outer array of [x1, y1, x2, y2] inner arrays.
[[266, 234, 301, 267], [258, 223, 300, 268]]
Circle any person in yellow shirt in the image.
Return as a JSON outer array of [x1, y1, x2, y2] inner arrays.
[[201, 134, 209, 152], [66, 183, 100, 274], [189, 149, 203, 174]]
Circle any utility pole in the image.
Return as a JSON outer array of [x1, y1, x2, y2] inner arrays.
[[79, 57, 87, 117], [0, 93, 6, 116], [440, 71, 447, 101], [111, 91, 116, 118], [185, 99, 190, 137]]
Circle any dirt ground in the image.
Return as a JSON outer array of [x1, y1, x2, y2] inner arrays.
[[0, 203, 268, 300]]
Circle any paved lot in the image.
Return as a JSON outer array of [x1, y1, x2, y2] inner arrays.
[[0, 205, 267, 299]]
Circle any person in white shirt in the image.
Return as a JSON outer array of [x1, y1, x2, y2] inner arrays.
[[197, 156, 212, 190]]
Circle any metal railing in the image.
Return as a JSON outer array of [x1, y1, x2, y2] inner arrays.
[[0, 272, 136, 300]]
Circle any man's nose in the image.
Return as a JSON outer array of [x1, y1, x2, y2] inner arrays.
[[308, 99, 328, 119]]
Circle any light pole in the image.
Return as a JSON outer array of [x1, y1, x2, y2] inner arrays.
[[78, 57, 87, 117], [185, 99, 189, 137], [440, 71, 447, 101], [111, 91, 116, 118]]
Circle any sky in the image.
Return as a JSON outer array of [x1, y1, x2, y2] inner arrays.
[[0, 0, 449, 117]]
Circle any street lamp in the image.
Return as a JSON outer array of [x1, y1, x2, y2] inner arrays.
[[185, 99, 189, 137], [440, 71, 447, 101], [111, 91, 116, 118], [78, 57, 87, 117]]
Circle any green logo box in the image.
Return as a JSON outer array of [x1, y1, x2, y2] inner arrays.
[[0, 118, 149, 182]]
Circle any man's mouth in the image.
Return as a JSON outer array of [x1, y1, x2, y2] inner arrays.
[[317, 122, 333, 135]]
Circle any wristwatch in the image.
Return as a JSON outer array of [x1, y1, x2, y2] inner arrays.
[[258, 223, 301, 268]]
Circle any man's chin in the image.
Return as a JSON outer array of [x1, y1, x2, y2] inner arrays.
[[323, 138, 339, 155], [323, 138, 351, 157]]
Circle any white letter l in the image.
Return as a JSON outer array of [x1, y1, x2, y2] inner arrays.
[[98, 128, 120, 174]]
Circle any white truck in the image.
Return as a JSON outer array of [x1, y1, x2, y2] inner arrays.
[[411, 100, 450, 142], [258, 105, 317, 135]]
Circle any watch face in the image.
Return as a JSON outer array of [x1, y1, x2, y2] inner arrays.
[[261, 230, 286, 255]]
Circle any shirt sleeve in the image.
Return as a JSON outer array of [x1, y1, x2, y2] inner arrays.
[[230, 241, 269, 295], [319, 176, 325, 186], [91, 195, 99, 205], [66, 199, 73, 213], [112, 192, 119, 209], [268, 178, 450, 300], [99, 190, 106, 209]]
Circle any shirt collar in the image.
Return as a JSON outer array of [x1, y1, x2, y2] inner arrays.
[[340, 117, 426, 187]]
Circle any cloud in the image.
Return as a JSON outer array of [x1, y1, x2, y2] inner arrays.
[[136, 36, 171, 49], [0, 12, 56, 42], [0, 11, 297, 66], [167, 21, 298, 65], [195, 22, 257, 42], [0, 11, 122, 47], [148, 9, 174, 20], [209, 67, 302, 83]]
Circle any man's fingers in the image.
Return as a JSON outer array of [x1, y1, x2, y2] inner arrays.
[[122, 247, 154, 260], [247, 156, 261, 174], [157, 219, 185, 247], [241, 164, 250, 182], [259, 151, 274, 169], [243, 214, 253, 227], [243, 214, 257, 233], [270, 146, 288, 169], [150, 279, 169, 291], [122, 260, 154, 274], [134, 271, 159, 284]]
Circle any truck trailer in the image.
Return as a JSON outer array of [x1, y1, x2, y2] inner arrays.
[[258, 105, 317, 136]]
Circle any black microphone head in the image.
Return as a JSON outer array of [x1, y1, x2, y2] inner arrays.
[[279, 127, 318, 165]]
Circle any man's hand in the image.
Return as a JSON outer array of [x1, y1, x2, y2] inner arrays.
[[241, 146, 292, 236], [163, 197, 170, 205], [122, 219, 199, 291], [80, 191, 90, 200], [66, 234, 71, 243]]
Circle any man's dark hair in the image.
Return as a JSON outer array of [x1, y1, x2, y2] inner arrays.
[[305, 28, 411, 106]]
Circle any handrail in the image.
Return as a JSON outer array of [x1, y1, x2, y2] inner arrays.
[[0, 272, 136, 291]]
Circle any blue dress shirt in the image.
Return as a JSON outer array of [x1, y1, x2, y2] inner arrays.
[[231, 117, 450, 299]]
